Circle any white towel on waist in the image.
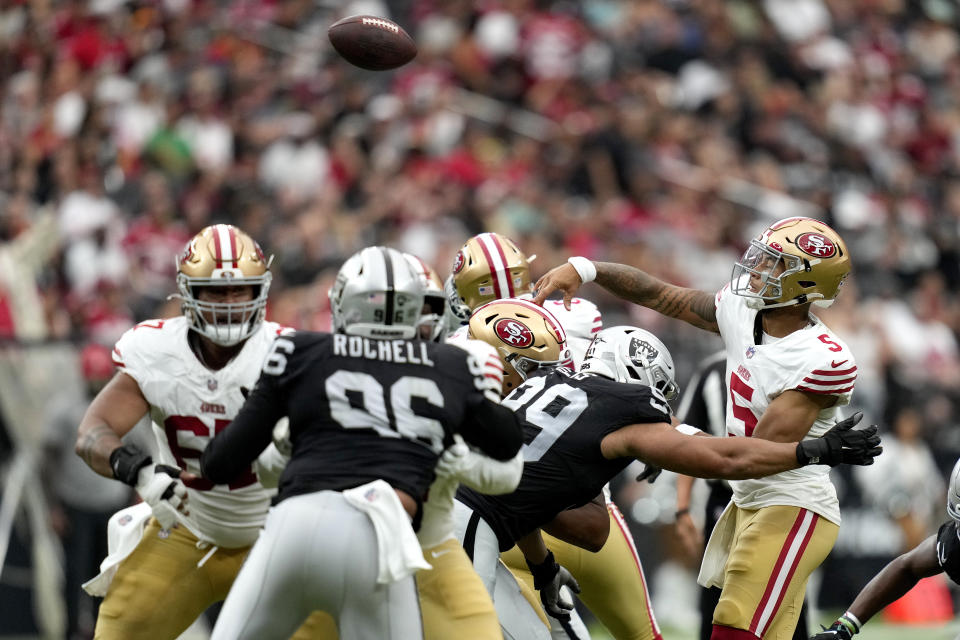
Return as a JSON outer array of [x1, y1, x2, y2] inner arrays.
[[343, 479, 431, 584], [697, 500, 736, 589], [82, 502, 152, 596]]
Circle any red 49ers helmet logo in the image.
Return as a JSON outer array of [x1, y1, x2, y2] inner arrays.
[[452, 250, 465, 274], [494, 318, 534, 347], [178, 240, 195, 265], [795, 232, 836, 258]]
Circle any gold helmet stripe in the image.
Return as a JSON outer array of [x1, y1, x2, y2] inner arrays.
[[476, 233, 515, 298], [213, 224, 238, 269]]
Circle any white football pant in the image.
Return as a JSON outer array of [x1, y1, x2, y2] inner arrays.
[[211, 491, 422, 640]]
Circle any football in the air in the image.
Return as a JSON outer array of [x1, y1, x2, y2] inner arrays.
[[327, 15, 417, 71]]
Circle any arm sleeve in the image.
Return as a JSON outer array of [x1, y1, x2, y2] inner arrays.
[[201, 371, 286, 484], [458, 400, 523, 461]]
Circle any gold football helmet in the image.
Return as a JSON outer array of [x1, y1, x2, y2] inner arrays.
[[731, 217, 850, 309], [403, 253, 447, 342], [452, 233, 533, 312], [175, 224, 272, 346], [468, 298, 571, 396]]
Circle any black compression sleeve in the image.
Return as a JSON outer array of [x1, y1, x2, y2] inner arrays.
[[200, 374, 285, 484], [458, 400, 523, 461]]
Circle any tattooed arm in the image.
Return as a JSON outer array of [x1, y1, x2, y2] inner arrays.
[[594, 262, 718, 333], [76, 372, 150, 478], [534, 261, 719, 333]]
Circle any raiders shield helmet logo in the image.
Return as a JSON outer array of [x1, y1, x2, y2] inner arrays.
[[494, 318, 534, 348], [629, 338, 658, 366]]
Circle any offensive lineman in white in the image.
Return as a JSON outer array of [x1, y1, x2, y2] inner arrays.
[[535, 217, 864, 640], [74, 224, 330, 639], [446, 232, 662, 640]]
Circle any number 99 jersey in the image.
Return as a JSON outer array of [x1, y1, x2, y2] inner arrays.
[[457, 369, 671, 550], [112, 316, 290, 548], [715, 280, 857, 525]]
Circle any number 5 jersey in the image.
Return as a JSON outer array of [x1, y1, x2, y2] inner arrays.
[[715, 280, 858, 525], [111, 316, 288, 548]]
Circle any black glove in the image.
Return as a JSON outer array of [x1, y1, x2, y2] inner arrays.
[[809, 620, 854, 640], [526, 551, 581, 620], [635, 463, 662, 484], [796, 411, 881, 467]]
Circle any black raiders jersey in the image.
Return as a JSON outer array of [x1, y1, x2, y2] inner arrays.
[[457, 369, 672, 550], [201, 331, 521, 508], [936, 520, 960, 584]]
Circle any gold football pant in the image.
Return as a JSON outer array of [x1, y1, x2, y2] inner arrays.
[[713, 505, 838, 640], [95, 518, 333, 640], [297, 537, 501, 640], [502, 503, 661, 640]]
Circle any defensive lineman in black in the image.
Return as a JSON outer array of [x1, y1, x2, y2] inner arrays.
[[201, 247, 522, 640], [203, 332, 519, 512], [457, 367, 670, 552]]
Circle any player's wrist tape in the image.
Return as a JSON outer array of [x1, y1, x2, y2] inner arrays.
[[675, 423, 702, 436], [567, 257, 596, 284], [675, 507, 690, 518], [110, 445, 153, 486], [838, 612, 861, 635], [526, 551, 560, 590]]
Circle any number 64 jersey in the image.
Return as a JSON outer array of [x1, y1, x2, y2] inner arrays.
[[715, 282, 857, 525], [112, 316, 289, 548]]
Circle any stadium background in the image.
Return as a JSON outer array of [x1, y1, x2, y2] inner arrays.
[[1, 0, 960, 637]]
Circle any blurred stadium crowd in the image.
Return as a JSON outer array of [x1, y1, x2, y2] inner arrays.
[[2, 0, 960, 636]]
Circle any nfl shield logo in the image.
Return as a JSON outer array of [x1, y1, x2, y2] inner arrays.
[[745, 346, 756, 359], [207, 378, 218, 391]]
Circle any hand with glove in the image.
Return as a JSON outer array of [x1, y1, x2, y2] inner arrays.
[[809, 612, 860, 640], [435, 437, 471, 480], [110, 444, 191, 531], [796, 412, 882, 467], [635, 463, 662, 483], [526, 550, 582, 620]]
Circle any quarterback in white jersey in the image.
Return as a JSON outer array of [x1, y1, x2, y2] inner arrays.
[[75, 225, 332, 640], [535, 216, 880, 640], [716, 280, 855, 523]]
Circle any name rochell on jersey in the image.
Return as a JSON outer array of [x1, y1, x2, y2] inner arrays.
[[332, 334, 435, 366]]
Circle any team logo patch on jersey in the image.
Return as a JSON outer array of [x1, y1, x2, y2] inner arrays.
[[118, 514, 132, 526], [207, 378, 218, 391], [452, 250, 465, 274], [494, 318, 534, 347], [795, 232, 836, 258], [746, 346, 756, 359]]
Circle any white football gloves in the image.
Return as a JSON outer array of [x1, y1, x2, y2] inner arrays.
[[135, 464, 188, 531], [435, 434, 523, 495]]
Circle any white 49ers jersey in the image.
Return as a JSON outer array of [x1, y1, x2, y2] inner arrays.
[[538, 297, 602, 367], [112, 316, 290, 547], [715, 282, 856, 525], [448, 295, 602, 368]]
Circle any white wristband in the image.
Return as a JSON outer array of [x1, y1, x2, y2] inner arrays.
[[567, 256, 596, 284], [675, 423, 703, 436]]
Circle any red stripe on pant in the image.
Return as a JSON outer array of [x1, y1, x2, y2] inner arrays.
[[749, 509, 817, 637], [608, 502, 662, 640]]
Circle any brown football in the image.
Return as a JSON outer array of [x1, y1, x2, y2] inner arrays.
[[327, 15, 417, 71]]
